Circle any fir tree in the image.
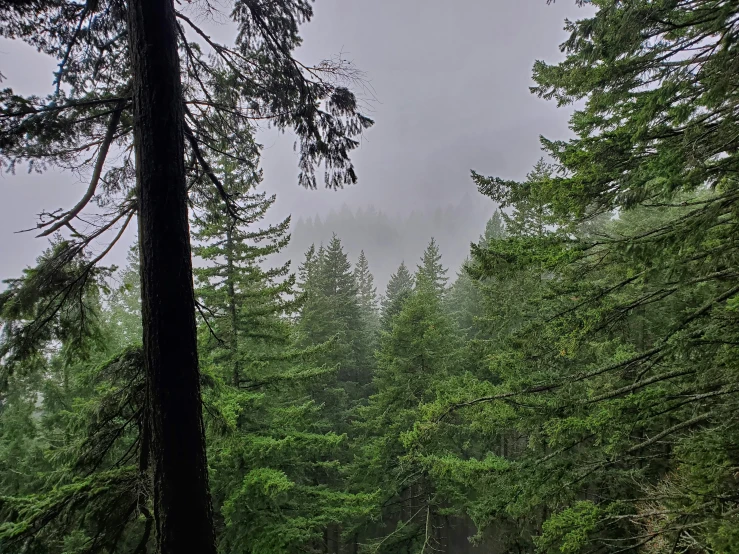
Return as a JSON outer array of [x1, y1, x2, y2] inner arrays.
[[353, 250, 379, 395], [352, 284, 462, 553], [354, 250, 378, 318], [415, 238, 448, 297], [296, 236, 368, 410], [444, 265, 483, 341], [189, 149, 369, 553], [0, 1, 372, 549], [499, 159, 553, 238], [191, 146, 294, 387], [104, 246, 143, 352], [478, 210, 506, 246], [380, 262, 414, 330], [450, 2, 739, 550]]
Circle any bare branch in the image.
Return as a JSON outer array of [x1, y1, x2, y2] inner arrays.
[[37, 100, 127, 237], [626, 413, 711, 454]]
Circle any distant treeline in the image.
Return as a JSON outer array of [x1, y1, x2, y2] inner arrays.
[[281, 194, 494, 290]]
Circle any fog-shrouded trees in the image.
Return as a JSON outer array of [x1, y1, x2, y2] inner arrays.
[[6, 1, 739, 553], [380, 262, 414, 331], [295, 235, 373, 415], [415, 238, 448, 298], [190, 144, 373, 553], [414, 1, 739, 551], [0, 0, 371, 551]]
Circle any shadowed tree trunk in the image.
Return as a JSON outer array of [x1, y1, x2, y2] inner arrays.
[[127, 0, 217, 552]]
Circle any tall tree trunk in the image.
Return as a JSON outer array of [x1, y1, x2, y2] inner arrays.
[[127, 1, 217, 552]]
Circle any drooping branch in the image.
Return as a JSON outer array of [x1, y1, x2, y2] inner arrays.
[[36, 99, 127, 237], [184, 123, 244, 222]]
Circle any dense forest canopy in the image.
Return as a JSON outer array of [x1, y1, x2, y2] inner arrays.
[[2, 0, 739, 553]]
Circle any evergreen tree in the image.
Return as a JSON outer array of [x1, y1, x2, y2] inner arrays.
[[352, 284, 462, 553], [9, 1, 739, 553], [353, 250, 379, 395], [428, 2, 739, 551], [104, 247, 143, 351], [415, 238, 448, 297], [380, 262, 414, 330], [478, 210, 506, 246], [354, 250, 378, 318], [0, 248, 151, 552], [0, 1, 371, 549], [191, 147, 293, 387], [189, 151, 370, 553], [296, 236, 368, 410], [499, 159, 553, 238], [444, 265, 484, 341]]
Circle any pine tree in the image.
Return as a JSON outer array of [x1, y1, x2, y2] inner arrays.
[[380, 262, 414, 330], [416, 238, 448, 297]]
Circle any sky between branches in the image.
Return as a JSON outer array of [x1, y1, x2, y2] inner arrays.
[[0, 0, 589, 280]]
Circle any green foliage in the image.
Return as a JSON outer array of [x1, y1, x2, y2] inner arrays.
[[6, 1, 739, 553], [296, 235, 375, 408], [380, 262, 414, 331], [351, 284, 464, 553], [415, 238, 448, 297], [422, 1, 739, 551], [537, 502, 600, 554], [0, 240, 111, 382]]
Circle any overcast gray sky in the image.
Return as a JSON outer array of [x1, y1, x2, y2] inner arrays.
[[0, 0, 589, 280]]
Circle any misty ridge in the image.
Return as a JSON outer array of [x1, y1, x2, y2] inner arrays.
[[282, 193, 493, 290]]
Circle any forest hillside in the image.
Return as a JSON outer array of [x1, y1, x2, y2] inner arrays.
[[1, 1, 739, 554]]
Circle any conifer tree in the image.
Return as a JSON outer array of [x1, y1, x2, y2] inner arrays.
[[0, 249, 151, 552], [380, 262, 414, 330], [499, 159, 553, 238], [104, 246, 143, 351], [429, 2, 739, 551], [354, 250, 378, 318], [444, 265, 483, 341], [188, 148, 370, 553], [352, 282, 462, 553], [191, 145, 293, 387], [353, 250, 379, 395], [296, 236, 368, 409], [478, 210, 506, 246], [0, 1, 372, 549], [415, 238, 448, 297]]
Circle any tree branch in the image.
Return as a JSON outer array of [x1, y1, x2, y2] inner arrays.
[[37, 100, 127, 237]]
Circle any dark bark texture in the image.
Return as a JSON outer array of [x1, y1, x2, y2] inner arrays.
[[127, 0, 217, 552]]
